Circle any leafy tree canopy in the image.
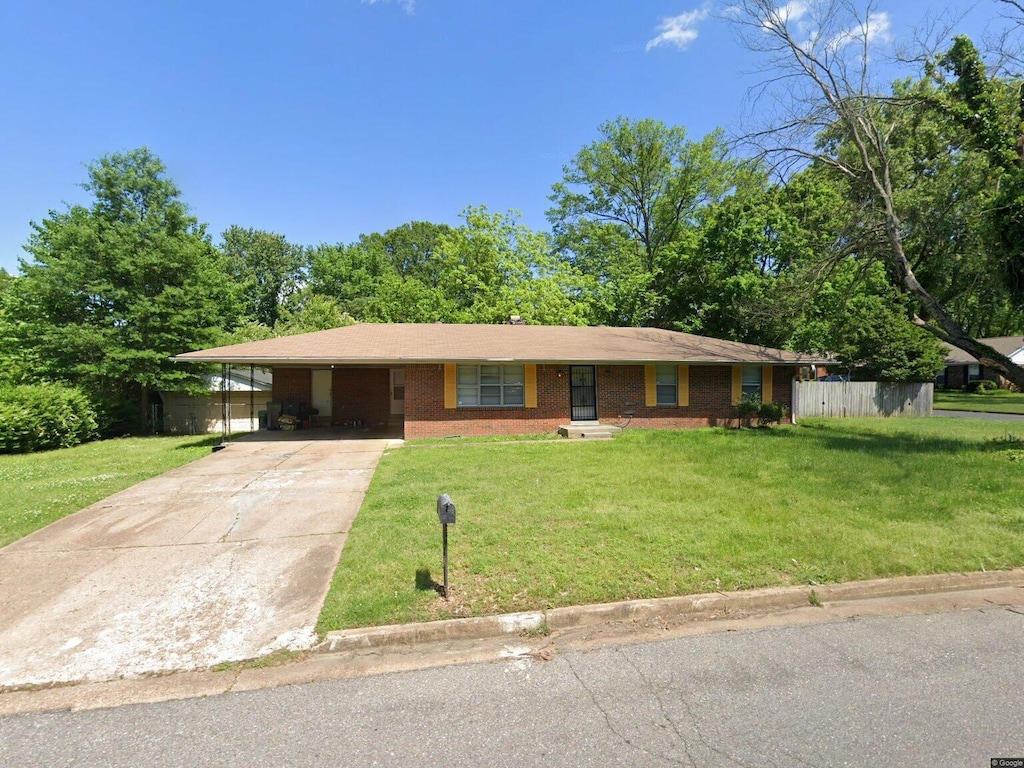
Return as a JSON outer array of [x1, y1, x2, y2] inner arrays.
[[548, 117, 737, 327], [220, 226, 305, 328], [309, 210, 592, 325], [729, 0, 1024, 386], [16, 148, 236, 432]]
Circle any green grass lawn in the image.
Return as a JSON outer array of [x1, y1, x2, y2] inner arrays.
[[319, 418, 1024, 631], [934, 389, 1024, 414], [0, 434, 220, 547]]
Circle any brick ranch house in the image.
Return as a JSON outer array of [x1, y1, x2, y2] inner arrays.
[[172, 323, 822, 439], [940, 336, 1024, 390]]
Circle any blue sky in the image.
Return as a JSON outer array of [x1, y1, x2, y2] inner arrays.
[[0, 0, 1008, 274]]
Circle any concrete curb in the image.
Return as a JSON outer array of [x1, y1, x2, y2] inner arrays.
[[316, 568, 1024, 653]]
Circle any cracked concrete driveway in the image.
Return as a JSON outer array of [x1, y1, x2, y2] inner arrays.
[[0, 436, 392, 688]]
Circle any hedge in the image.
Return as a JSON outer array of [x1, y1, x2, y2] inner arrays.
[[965, 379, 999, 393], [0, 383, 99, 454]]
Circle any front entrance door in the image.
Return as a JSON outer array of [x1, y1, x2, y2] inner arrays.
[[311, 369, 332, 425], [570, 365, 598, 422]]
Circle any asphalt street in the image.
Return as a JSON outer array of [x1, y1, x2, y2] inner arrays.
[[2, 604, 1022, 767], [933, 408, 1024, 422]]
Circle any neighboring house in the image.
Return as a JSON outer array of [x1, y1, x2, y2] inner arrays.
[[940, 337, 1024, 389], [158, 367, 273, 434], [172, 323, 824, 439]]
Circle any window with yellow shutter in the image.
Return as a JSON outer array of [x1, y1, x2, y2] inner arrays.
[[456, 364, 525, 406], [655, 365, 677, 406], [741, 365, 762, 401]]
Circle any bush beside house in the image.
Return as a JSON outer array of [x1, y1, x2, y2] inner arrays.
[[0, 383, 99, 453]]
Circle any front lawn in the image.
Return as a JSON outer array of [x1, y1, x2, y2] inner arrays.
[[0, 434, 219, 547], [319, 418, 1024, 631], [934, 389, 1024, 414]]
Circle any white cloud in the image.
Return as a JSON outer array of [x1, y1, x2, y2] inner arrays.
[[646, 6, 711, 52], [761, 1, 812, 38], [863, 11, 893, 43], [361, 0, 415, 13], [826, 10, 892, 53], [776, 0, 809, 25]]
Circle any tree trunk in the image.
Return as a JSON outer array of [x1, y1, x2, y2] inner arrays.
[[139, 387, 151, 435], [880, 209, 1024, 389]]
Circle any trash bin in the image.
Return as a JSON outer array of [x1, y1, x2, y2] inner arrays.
[[266, 401, 282, 430]]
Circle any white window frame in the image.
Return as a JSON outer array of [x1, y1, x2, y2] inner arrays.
[[456, 364, 525, 407], [655, 365, 677, 406]]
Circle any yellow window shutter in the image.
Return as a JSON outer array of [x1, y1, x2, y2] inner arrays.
[[524, 364, 537, 408], [644, 365, 657, 407], [762, 366, 773, 403], [731, 365, 743, 405], [444, 364, 457, 409], [677, 365, 689, 407]]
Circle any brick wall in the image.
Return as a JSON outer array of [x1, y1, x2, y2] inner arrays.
[[405, 364, 566, 438], [771, 366, 796, 410], [942, 364, 1007, 390], [404, 364, 796, 439], [332, 368, 390, 426], [271, 368, 311, 405]]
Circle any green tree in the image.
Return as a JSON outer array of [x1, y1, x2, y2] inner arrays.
[[307, 237, 397, 321], [434, 207, 592, 325], [677, 169, 836, 345], [927, 36, 1024, 314], [308, 212, 591, 325], [830, 291, 947, 382], [0, 270, 35, 384], [16, 148, 235, 432], [548, 117, 736, 326], [307, 221, 454, 323], [275, 292, 354, 334], [379, 221, 454, 286], [790, 258, 947, 381], [731, 1, 1024, 388], [220, 226, 304, 328]]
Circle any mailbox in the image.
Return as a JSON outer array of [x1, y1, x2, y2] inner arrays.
[[437, 493, 456, 525]]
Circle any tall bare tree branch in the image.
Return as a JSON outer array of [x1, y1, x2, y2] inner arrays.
[[731, 0, 1024, 388]]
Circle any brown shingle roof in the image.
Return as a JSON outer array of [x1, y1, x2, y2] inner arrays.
[[173, 323, 824, 366], [943, 336, 1024, 364]]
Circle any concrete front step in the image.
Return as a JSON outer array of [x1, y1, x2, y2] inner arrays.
[[557, 424, 622, 440]]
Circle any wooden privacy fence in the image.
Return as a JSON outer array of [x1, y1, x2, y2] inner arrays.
[[794, 381, 933, 418]]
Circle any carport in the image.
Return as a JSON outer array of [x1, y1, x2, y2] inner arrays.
[[271, 366, 405, 434]]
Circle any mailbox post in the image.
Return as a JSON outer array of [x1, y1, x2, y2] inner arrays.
[[436, 494, 456, 599]]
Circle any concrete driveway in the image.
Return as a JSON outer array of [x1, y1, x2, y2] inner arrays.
[[0, 436, 392, 688]]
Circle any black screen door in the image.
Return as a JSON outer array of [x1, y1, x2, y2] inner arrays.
[[570, 365, 598, 421]]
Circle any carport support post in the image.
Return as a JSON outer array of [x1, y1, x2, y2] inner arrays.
[[249, 365, 255, 432], [221, 363, 230, 443]]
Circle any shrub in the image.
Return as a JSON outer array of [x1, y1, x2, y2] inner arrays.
[[966, 379, 999, 393], [0, 383, 99, 454], [757, 401, 787, 426], [736, 395, 761, 423]]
